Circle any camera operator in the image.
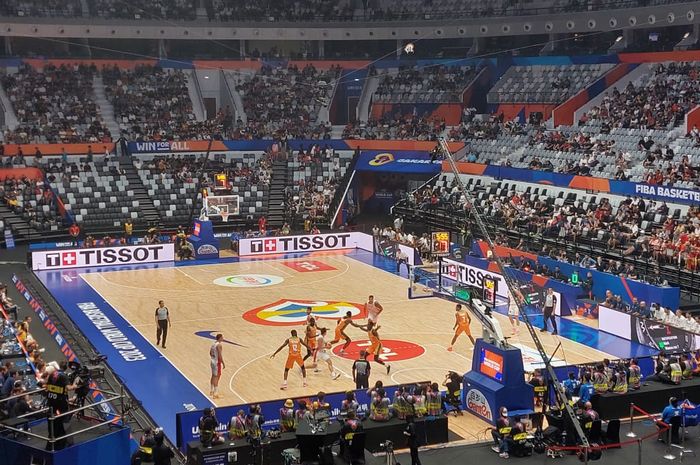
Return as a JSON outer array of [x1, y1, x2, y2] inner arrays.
[[339, 410, 363, 460], [404, 414, 422, 465], [67, 362, 91, 411], [491, 407, 512, 459], [45, 363, 77, 450]]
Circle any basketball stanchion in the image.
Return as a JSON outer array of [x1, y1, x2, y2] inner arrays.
[[664, 426, 676, 461], [626, 403, 637, 438]]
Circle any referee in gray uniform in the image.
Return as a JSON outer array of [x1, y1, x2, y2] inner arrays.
[[155, 300, 171, 348]]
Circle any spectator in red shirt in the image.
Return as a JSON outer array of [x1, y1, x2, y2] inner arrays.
[[258, 216, 267, 234], [68, 223, 80, 246]]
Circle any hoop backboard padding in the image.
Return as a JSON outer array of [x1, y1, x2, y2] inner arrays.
[[188, 219, 220, 260], [203, 195, 239, 218], [462, 339, 535, 425]]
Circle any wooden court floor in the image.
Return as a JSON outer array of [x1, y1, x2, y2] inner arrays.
[[80, 252, 616, 442]]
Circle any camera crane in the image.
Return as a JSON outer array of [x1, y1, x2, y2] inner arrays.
[[436, 137, 590, 449]]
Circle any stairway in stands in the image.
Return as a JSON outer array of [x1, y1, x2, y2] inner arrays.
[[0, 204, 33, 243], [266, 158, 289, 228], [118, 158, 162, 228]]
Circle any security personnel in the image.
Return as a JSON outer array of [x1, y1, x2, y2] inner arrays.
[[369, 388, 390, 422], [628, 359, 642, 390], [246, 404, 264, 444], [426, 383, 442, 417], [279, 400, 296, 432], [612, 364, 628, 393], [339, 410, 363, 459], [580, 402, 599, 434], [154, 300, 171, 349], [199, 407, 223, 447], [404, 414, 422, 465], [592, 363, 609, 394], [491, 407, 513, 458], [670, 358, 683, 385], [529, 369, 547, 408], [45, 364, 76, 450], [152, 428, 175, 465], [228, 409, 247, 440], [393, 386, 411, 420]]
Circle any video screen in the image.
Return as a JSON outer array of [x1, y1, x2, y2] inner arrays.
[[479, 348, 504, 382]]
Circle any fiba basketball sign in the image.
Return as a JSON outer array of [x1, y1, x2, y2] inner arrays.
[[32, 244, 175, 270]]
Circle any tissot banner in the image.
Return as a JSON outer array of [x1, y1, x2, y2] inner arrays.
[[31, 243, 175, 270], [238, 232, 373, 256]]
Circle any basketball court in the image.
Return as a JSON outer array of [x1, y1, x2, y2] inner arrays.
[[67, 249, 620, 441]]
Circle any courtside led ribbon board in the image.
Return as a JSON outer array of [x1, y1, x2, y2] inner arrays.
[[31, 243, 175, 270]]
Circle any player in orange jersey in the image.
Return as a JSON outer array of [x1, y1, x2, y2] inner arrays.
[[448, 303, 474, 351], [354, 320, 391, 374], [271, 329, 310, 389], [330, 311, 353, 354], [303, 317, 319, 368]]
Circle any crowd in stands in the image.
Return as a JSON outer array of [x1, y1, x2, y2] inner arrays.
[[408, 178, 700, 273], [0, 283, 47, 421], [0, 176, 61, 231], [103, 65, 195, 141], [2, 64, 111, 144], [580, 62, 700, 132], [206, 0, 352, 22], [603, 290, 700, 332], [234, 64, 338, 140], [0, 0, 81, 17], [88, 0, 196, 20], [343, 114, 446, 140], [284, 145, 340, 225], [374, 65, 477, 103]]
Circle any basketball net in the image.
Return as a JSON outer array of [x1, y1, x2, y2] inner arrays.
[[220, 210, 230, 222]]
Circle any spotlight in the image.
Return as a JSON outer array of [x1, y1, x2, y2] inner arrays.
[[404, 43, 415, 54]]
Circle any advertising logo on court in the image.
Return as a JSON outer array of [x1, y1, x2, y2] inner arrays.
[[213, 274, 284, 288], [243, 299, 365, 326], [282, 260, 337, 273], [332, 339, 425, 362]]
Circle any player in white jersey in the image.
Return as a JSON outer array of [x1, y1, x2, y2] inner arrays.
[[209, 334, 225, 398], [365, 295, 383, 324], [315, 328, 341, 380]]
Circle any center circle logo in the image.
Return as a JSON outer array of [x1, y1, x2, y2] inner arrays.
[[243, 299, 366, 326], [332, 339, 425, 362], [213, 274, 284, 288]]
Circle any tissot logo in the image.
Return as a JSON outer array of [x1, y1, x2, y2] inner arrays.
[[62, 252, 77, 266], [32, 244, 175, 270], [246, 234, 352, 255], [46, 252, 61, 267]]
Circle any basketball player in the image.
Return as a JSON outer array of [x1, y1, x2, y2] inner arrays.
[[365, 295, 383, 324], [354, 320, 390, 374], [448, 303, 474, 351], [303, 317, 319, 368], [303, 306, 314, 325], [271, 329, 309, 389], [330, 311, 353, 354], [209, 334, 225, 398], [507, 299, 520, 335], [316, 328, 341, 380]]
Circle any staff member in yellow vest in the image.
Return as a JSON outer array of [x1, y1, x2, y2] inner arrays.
[[123, 218, 133, 244], [628, 359, 642, 390], [228, 409, 247, 440], [279, 400, 296, 432], [154, 300, 171, 349], [490, 407, 513, 459], [45, 363, 77, 450], [369, 388, 390, 422]]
